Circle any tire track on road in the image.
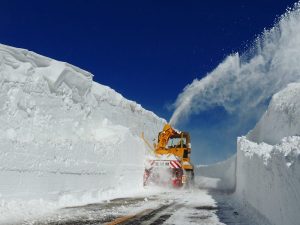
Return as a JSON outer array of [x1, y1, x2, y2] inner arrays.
[[108, 203, 183, 225]]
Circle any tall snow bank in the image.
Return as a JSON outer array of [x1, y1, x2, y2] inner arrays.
[[247, 83, 300, 145], [195, 155, 236, 191], [236, 83, 300, 225], [0, 44, 165, 223]]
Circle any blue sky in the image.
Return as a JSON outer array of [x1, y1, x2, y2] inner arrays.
[[0, 0, 297, 163]]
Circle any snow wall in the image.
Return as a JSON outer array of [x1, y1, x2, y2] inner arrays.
[[0, 44, 166, 223], [195, 155, 236, 191], [196, 83, 300, 225], [235, 83, 300, 225]]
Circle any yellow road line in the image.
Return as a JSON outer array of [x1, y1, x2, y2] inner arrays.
[[106, 209, 152, 225]]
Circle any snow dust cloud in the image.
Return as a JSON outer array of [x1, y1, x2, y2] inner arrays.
[[170, 2, 300, 126]]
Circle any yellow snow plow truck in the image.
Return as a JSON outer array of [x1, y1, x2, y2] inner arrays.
[[143, 124, 194, 188]]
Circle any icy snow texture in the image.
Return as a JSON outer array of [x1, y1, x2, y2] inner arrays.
[[0, 44, 165, 223], [236, 84, 300, 225]]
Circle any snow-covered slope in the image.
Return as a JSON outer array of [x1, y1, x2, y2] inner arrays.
[[0, 44, 165, 223], [236, 83, 300, 225]]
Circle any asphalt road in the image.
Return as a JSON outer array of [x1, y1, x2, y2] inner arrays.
[[30, 189, 256, 225]]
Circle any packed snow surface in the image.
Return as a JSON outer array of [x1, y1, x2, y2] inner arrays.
[[0, 44, 165, 224]]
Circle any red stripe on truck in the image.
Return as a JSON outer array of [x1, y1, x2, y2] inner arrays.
[[170, 160, 181, 168]]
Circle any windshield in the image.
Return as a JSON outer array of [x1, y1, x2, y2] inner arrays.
[[166, 137, 186, 148]]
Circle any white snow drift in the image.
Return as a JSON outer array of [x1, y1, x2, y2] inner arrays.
[[0, 44, 165, 224]]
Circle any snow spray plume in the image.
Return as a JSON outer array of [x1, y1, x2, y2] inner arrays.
[[170, 2, 300, 126]]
